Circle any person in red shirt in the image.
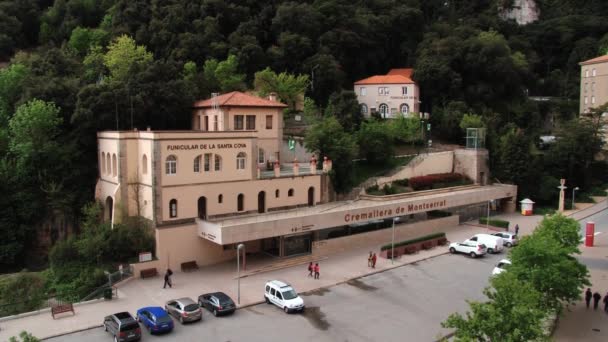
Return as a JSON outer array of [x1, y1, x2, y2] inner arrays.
[[372, 253, 377, 268], [314, 263, 320, 279]]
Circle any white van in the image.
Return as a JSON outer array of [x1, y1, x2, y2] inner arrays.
[[465, 234, 504, 254], [264, 280, 305, 313]]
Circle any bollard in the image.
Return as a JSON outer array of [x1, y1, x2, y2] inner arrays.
[[585, 221, 595, 247]]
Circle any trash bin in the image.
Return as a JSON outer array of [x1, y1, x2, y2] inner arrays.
[[103, 287, 113, 300]]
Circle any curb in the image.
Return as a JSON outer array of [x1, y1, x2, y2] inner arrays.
[[41, 324, 103, 340]]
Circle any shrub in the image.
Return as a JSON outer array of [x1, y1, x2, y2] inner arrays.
[[428, 210, 452, 218], [409, 173, 469, 191], [479, 218, 510, 229], [0, 272, 47, 316], [381, 232, 446, 251], [393, 178, 409, 186]]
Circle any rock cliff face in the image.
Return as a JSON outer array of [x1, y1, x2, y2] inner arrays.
[[500, 0, 540, 25]]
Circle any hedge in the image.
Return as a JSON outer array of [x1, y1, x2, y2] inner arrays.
[[409, 173, 468, 191], [381, 232, 446, 251], [479, 217, 510, 229], [428, 210, 452, 218]]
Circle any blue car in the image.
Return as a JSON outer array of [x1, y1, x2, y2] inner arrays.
[[136, 306, 174, 334]]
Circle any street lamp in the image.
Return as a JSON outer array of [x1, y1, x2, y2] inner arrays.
[[572, 187, 580, 209], [391, 217, 400, 264], [236, 243, 245, 304]]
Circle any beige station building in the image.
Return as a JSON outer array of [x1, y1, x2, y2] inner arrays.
[[354, 68, 421, 118], [96, 91, 517, 274], [580, 54, 608, 114]]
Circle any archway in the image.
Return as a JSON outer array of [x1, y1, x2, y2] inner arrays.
[[308, 187, 315, 206], [198, 196, 207, 219], [105, 196, 114, 222], [258, 191, 266, 213]]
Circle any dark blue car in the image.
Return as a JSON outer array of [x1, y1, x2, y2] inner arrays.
[[136, 306, 174, 334]]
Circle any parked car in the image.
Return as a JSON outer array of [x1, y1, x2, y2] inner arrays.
[[264, 280, 305, 313], [198, 292, 236, 316], [492, 259, 512, 275], [136, 306, 174, 334], [448, 241, 487, 258], [165, 297, 202, 323], [492, 232, 519, 247], [464, 234, 504, 254], [103, 312, 141, 342]]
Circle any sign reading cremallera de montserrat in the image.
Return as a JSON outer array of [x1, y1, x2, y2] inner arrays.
[[344, 199, 447, 223], [167, 143, 247, 151]]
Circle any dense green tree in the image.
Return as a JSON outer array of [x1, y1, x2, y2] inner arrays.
[[357, 120, 395, 165], [202, 55, 246, 94], [68, 26, 109, 56], [389, 116, 422, 144], [304, 116, 357, 193], [8, 331, 41, 342], [534, 213, 581, 252], [104, 35, 153, 83], [253, 68, 309, 110], [459, 113, 484, 130], [324, 90, 363, 132], [443, 272, 547, 342]]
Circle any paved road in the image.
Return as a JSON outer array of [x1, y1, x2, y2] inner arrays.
[[47, 251, 508, 342]]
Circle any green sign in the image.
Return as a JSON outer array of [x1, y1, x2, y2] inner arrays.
[[427, 123, 431, 131], [288, 138, 296, 151]]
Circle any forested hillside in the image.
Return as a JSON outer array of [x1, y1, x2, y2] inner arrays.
[[1, 0, 607, 270]]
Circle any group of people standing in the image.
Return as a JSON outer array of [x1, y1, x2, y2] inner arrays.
[[585, 288, 608, 312], [307, 262, 320, 279], [368, 252, 377, 268]]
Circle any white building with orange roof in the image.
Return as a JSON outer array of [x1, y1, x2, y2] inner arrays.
[[354, 68, 420, 118]]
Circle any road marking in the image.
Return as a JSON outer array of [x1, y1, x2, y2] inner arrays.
[[581, 232, 603, 242]]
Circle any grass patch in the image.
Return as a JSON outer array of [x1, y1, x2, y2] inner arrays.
[[353, 155, 414, 186]]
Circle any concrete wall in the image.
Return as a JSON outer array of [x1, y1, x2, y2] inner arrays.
[[370, 151, 454, 188], [453, 149, 489, 185], [312, 215, 459, 256]]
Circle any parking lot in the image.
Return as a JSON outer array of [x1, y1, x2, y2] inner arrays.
[[48, 250, 507, 342]]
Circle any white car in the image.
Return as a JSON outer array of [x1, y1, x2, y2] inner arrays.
[[264, 280, 305, 313], [448, 242, 487, 258], [492, 259, 512, 275], [464, 234, 504, 254], [492, 232, 519, 247]]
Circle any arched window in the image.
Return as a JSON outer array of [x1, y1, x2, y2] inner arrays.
[[214, 155, 222, 171], [361, 104, 368, 115], [106, 153, 111, 174], [193, 155, 201, 173], [142, 154, 148, 175], [166, 155, 177, 175], [288, 189, 294, 197], [169, 199, 177, 218], [101, 152, 106, 175], [237, 152, 246, 170], [112, 154, 117, 177], [258, 148, 265, 164], [400, 104, 409, 115], [237, 194, 244, 211], [275, 189, 280, 198], [218, 194, 223, 203], [379, 103, 389, 117]]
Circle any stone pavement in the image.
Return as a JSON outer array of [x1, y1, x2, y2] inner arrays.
[[0, 201, 606, 341]]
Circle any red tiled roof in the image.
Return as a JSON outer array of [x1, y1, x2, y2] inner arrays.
[[580, 55, 608, 66], [387, 68, 413, 78], [193, 91, 287, 108], [354, 75, 415, 85]]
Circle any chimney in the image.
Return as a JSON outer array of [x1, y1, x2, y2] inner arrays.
[[146, 126, 151, 132], [268, 92, 277, 102]]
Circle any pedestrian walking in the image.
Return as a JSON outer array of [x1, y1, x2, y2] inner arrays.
[[368, 252, 373, 267], [307, 262, 313, 277], [314, 263, 320, 279], [163, 268, 173, 289], [514, 224, 520, 235], [593, 291, 602, 310], [372, 253, 377, 268], [603, 292, 608, 313], [585, 288, 593, 308]]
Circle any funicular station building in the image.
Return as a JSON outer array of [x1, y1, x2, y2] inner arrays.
[[96, 92, 517, 273]]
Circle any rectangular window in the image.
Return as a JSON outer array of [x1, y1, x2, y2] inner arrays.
[[584, 83, 588, 93], [194, 157, 200, 173], [213, 115, 218, 131], [204, 153, 211, 171], [246, 115, 256, 130], [592, 96, 596, 104], [266, 115, 273, 129], [377, 87, 389, 95], [584, 96, 588, 104], [402, 87, 407, 95], [258, 148, 265, 163], [360, 87, 366, 96], [214, 155, 221, 171], [234, 115, 244, 130]]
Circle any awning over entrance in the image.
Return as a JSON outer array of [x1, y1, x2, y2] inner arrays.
[[197, 184, 517, 245]]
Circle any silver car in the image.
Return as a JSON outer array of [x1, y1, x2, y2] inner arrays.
[[165, 297, 202, 324], [492, 232, 519, 247]]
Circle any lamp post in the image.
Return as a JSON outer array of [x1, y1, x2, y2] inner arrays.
[[572, 187, 580, 209], [391, 217, 400, 264], [236, 243, 245, 304]]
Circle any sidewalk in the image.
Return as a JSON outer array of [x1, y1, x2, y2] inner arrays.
[[0, 202, 604, 341]]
